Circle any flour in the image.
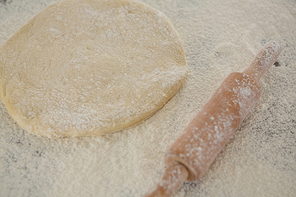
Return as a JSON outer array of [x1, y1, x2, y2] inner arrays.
[[0, 0, 296, 197]]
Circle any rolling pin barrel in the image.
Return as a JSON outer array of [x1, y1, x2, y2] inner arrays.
[[144, 40, 281, 197], [166, 72, 261, 181]]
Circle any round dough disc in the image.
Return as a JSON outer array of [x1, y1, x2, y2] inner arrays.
[[0, 0, 187, 138]]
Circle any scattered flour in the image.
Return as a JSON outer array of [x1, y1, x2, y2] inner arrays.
[[0, 0, 296, 197]]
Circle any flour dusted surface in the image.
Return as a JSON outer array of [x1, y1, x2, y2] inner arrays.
[[0, 0, 187, 137], [0, 0, 296, 196]]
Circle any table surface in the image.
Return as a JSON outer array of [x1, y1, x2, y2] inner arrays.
[[0, 0, 295, 196]]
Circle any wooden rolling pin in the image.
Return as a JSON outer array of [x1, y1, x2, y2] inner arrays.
[[144, 40, 282, 197]]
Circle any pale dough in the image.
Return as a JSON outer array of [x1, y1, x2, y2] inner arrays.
[[0, 0, 187, 138]]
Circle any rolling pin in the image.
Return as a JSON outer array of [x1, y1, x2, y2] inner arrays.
[[144, 40, 282, 197]]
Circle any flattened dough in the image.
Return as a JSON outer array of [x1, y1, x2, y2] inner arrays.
[[0, 0, 187, 138]]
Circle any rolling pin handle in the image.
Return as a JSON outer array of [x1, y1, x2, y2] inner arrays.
[[144, 162, 188, 197], [243, 40, 282, 83]]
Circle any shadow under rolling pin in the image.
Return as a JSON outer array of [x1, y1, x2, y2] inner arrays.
[[144, 40, 282, 197]]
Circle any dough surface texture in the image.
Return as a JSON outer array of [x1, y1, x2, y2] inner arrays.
[[0, 0, 187, 138]]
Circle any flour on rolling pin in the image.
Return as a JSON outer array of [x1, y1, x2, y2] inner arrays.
[[145, 40, 282, 197]]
